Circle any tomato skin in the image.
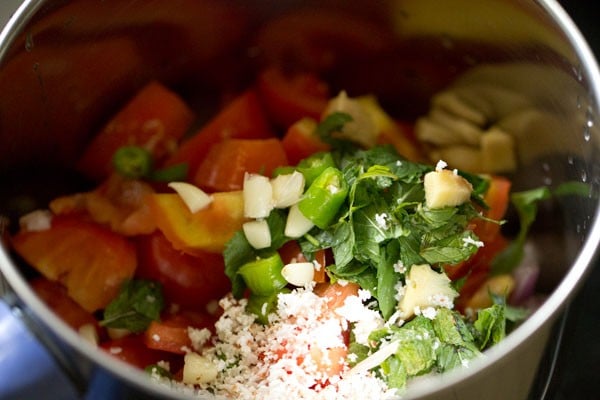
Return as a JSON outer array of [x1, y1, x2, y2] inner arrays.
[[50, 174, 156, 236], [100, 335, 174, 370], [77, 81, 195, 182], [193, 138, 289, 192], [11, 215, 136, 312], [136, 231, 231, 308], [472, 176, 512, 242], [281, 118, 330, 166], [142, 311, 217, 354], [30, 277, 99, 332], [166, 90, 275, 180], [256, 68, 330, 128], [143, 316, 193, 355]]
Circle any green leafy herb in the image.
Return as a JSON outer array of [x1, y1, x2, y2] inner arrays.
[[491, 187, 551, 275], [100, 279, 164, 333]]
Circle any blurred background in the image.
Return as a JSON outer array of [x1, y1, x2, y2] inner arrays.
[[0, 1, 598, 399]]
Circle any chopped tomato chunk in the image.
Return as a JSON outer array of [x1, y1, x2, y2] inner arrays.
[[49, 174, 156, 236], [166, 90, 275, 180], [30, 277, 99, 332], [100, 335, 174, 369], [256, 67, 330, 128], [12, 215, 137, 312], [194, 138, 289, 192], [77, 81, 195, 181], [281, 118, 330, 165], [136, 231, 230, 308]]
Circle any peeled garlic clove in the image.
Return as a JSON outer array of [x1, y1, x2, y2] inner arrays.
[[284, 203, 315, 238], [282, 262, 315, 286], [243, 173, 274, 219], [271, 171, 305, 208], [168, 182, 213, 213], [243, 220, 272, 249]]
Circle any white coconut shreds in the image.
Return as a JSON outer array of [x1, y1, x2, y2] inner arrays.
[[154, 287, 399, 400]]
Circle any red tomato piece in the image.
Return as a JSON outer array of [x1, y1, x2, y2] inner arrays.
[[100, 335, 174, 370], [256, 68, 330, 128], [77, 81, 195, 182], [30, 277, 99, 332], [142, 311, 216, 355], [136, 231, 231, 308], [50, 174, 157, 236], [472, 176, 512, 242], [193, 138, 289, 192], [143, 315, 193, 355], [314, 281, 360, 311], [166, 90, 275, 180], [281, 118, 331, 165], [11, 215, 137, 312]]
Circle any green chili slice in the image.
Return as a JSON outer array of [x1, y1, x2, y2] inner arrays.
[[296, 152, 336, 187], [112, 146, 153, 179], [238, 252, 287, 296], [298, 166, 349, 229]]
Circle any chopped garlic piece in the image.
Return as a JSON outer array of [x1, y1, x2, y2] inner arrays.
[[271, 171, 305, 208], [281, 262, 315, 286], [243, 220, 271, 249], [19, 209, 52, 232], [284, 203, 314, 238], [168, 181, 213, 213], [243, 173, 273, 218]]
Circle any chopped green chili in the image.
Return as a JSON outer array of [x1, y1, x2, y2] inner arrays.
[[112, 146, 153, 179], [237, 252, 287, 296], [298, 166, 349, 229], [295, 152, 336, 187]]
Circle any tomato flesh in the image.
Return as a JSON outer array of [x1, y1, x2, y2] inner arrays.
[[136, 231, 231, 308], [12, 215, 137, 312], [193, 138, 289, 192]]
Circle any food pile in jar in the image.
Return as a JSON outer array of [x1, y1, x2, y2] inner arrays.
[[8, 64, 549, 399]]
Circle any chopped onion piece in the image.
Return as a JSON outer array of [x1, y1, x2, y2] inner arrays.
[[168, 181, 213, 213], [182, 353, 218, 385], [271, 171, 305, 208], [243, 220, 272, 249], [282, 262, 315, 286], [243, 173, 274, 218], [284, 203, 314, 238], [346, 340, 399, 376], [19, 209, 52, 232]]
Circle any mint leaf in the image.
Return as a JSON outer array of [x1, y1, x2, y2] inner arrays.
[[491, 187, 551, 274], [100, 279, 164, 333]]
